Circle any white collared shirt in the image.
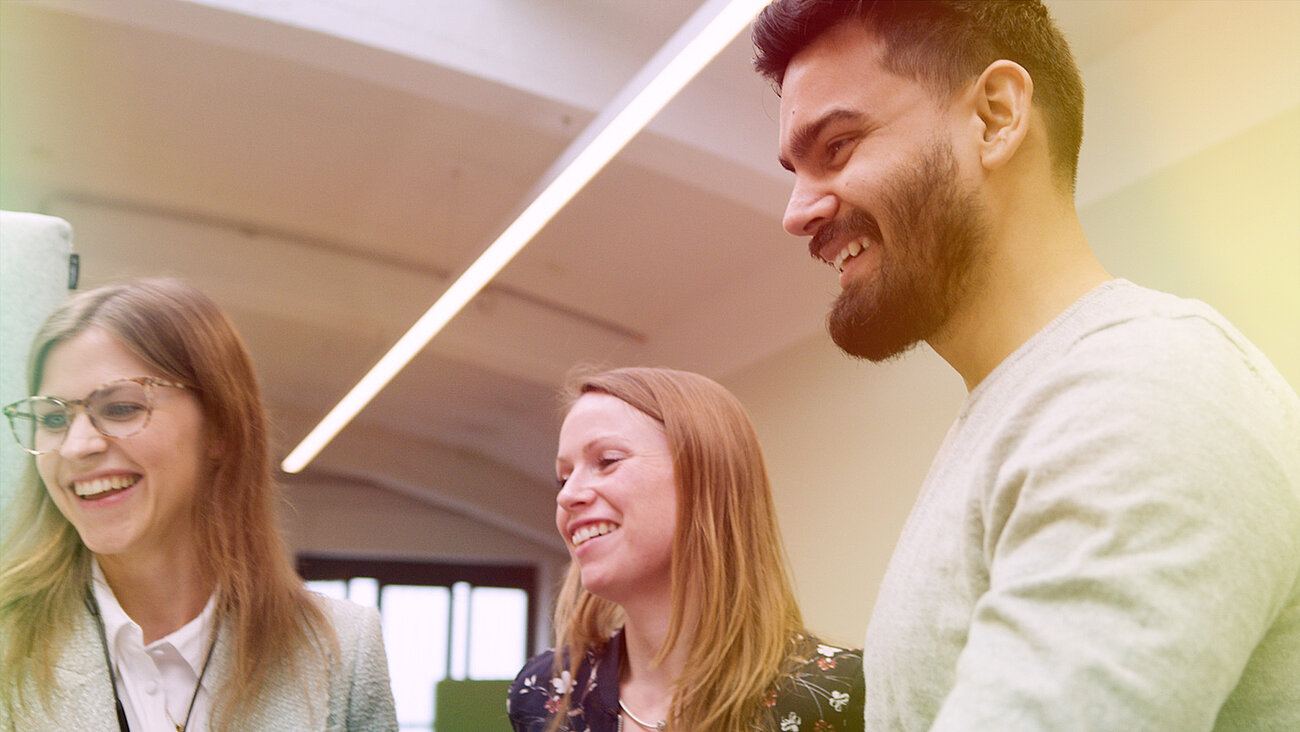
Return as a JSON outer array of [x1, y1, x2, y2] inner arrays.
[[92, 561, 217, 732]]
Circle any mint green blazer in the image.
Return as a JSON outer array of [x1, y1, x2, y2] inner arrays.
[[2, 595, 398, 731]]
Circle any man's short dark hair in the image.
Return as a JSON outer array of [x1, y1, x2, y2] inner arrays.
[[753, 0, 1084, 190]]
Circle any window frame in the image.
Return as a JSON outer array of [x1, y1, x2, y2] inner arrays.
[[296, 554, 538, 674]]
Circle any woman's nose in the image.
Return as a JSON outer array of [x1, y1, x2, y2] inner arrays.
[[556, 471, 595, 510], [57, 410, 108, 458]]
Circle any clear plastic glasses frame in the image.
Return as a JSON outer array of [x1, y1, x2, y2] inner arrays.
[[2, 376, 189, 455]]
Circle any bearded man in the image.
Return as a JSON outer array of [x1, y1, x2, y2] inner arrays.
[[753, 2, 1300, 730]]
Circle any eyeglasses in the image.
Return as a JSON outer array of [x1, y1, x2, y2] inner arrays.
[[2, 377, 189, 455]]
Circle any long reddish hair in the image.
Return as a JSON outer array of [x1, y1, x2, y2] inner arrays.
[[549, 367, 804, 731]]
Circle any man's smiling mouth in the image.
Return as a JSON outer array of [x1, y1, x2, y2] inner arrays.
[[832, 238, 869, 272]]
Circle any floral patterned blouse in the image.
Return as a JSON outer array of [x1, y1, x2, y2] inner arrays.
[[507, 630, 864, 731]]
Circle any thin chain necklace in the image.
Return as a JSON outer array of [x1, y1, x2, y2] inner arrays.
[[619, 699, 666, 731], [168, 628, 217, 732], [87, 590, 218, 732]]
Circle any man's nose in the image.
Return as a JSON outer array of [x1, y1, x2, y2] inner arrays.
[[783, 177, 838, 237]]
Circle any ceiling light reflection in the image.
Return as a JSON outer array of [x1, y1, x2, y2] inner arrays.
[[282, 0, 772, 473]]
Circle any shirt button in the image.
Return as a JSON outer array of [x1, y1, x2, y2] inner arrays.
[[145, 681, 159, 694]]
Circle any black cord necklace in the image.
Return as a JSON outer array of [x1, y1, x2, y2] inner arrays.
[[86, 590, 218, 732]]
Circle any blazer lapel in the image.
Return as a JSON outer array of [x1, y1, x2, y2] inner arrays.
[[13, 608, 122, 731], [203, 628, 331, 730]]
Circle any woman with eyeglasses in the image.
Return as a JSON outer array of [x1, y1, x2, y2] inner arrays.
[[0, 279, 397, 731], [507, 367, 863, 732]]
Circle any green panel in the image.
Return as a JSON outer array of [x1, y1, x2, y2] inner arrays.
[[434, 678, 514, 732]]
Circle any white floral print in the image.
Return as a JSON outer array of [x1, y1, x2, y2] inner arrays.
[[508, 633, 863, 731], [551, 670, 573, 695]]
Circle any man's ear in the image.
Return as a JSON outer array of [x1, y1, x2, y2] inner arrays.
[[971, 59, 1033, 172]]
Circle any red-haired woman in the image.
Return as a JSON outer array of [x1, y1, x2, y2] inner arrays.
[[509, 367, 862, 732]]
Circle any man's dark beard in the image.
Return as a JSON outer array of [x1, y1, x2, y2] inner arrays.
[[827, 140, 989, 362]]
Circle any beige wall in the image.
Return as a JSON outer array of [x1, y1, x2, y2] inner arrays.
[[725, 338, 965, 646], [1083, 106, 1300, 391]]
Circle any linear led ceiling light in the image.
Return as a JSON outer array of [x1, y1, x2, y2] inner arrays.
[[282, 0, 773, 473]]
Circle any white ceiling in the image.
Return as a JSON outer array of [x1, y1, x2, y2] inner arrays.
[[2, 0, 1295, 551]]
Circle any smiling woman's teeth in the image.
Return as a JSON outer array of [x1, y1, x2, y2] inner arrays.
[[73, 475, 139, 498], [833, 238, 867, 272], [572, 522, 617, 547]]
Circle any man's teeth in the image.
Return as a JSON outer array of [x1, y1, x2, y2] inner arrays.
[[572, 522, 617, 547], [73, 475, 139, 498], [832, 238, 867, 272]]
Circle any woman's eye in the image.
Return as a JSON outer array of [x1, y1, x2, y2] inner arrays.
[[98, 401, 148, 422], [37, 412, 69, 431], [555, 476, 568, 490]]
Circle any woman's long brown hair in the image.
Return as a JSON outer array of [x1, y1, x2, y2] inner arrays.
[[0, 279, 337, 730]]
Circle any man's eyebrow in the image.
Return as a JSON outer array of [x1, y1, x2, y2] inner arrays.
[[779, 108, 864, 171]]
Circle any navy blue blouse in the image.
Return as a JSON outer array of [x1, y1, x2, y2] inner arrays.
[[507, 630, 864, 731]]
